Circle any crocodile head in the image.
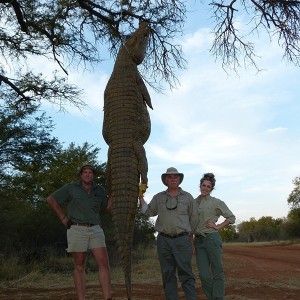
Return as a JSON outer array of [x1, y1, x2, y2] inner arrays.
[[126, 22, 150, 65]]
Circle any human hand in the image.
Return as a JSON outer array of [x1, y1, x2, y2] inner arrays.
[[107, 196, 113, 212], [138, 182, 148, 197], [61, 216, 69, 228], [205, 220, 217, 230], [66, 219, 72, 229]]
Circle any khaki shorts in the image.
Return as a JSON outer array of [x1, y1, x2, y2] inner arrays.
[[66, 224, 106, 252]]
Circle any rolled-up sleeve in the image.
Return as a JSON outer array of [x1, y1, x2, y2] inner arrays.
[[217, 200, 236, 224], [189, 199, 199, 233]]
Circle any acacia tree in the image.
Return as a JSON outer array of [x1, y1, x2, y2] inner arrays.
[[285, 207, 300, 238], [288, 176, 300, 209], [285, 176, 300, 237], [0, 102, 60, 180], [1, 0, 300, 111], [209, 0, 300, 70]]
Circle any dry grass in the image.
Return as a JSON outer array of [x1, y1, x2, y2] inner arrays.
[[1, 241, 300, 300], [0, 246, 161, 289], [0, 245, 200, 292]]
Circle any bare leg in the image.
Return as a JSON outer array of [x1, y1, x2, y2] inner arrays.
[[91, 247, 112, 299], [72, 252, 87, 300]]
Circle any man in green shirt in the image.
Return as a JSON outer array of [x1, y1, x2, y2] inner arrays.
[[47, 163, 112, 300]]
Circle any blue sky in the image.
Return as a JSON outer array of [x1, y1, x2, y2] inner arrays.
[[41, 4, 300, 224]]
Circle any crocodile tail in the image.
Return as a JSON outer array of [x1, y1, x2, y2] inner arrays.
[[112, 192, 137, 300], [109, 142, 140, 299]]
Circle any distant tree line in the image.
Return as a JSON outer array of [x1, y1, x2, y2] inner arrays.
[[211, 177, 300, 242], [216, 171, 300, 242], [220, 204, 300, 243]]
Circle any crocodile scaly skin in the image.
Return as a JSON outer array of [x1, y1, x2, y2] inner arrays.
[[102, 22, 152, 299]]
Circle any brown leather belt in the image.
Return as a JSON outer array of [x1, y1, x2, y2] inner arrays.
[[159, 232, 189, 239], [71, 221, 97, 227]]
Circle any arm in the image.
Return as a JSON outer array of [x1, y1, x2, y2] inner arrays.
[[106, 195, 113, 212], [138, 195, 148, 213], [206, 199, 235, 230], [138, 193, 160, 217], [46, 195, 68, 227], [206, 219, 230, 230], [189, 198, 199, 234]]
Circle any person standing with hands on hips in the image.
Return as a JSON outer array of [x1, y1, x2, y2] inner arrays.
[[139, 167, 198, 300], [194, 173, 236, 300], [46, 163, 113, 300]]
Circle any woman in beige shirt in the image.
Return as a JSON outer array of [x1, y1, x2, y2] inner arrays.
[[194, 173, 236, 300]]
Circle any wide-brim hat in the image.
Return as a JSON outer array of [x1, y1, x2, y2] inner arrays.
[[79, 163, 96, 174], [161, 167, 184, 186]]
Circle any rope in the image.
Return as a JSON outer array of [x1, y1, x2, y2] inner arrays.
[[117, 1, 149, 86], [119, 0, 127, 48]]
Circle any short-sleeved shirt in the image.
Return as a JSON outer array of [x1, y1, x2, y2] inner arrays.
[[52, 181, 108, 224], [194, 194, 236, 236], [141, 188, 198, 235]]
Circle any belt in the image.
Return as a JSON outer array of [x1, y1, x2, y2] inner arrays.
[[159, 232, 189, 239], [194, 234, 206, 238], [195, 232, 217, 238], [71, 221, 97, 227]]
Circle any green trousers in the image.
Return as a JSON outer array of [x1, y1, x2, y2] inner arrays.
[[194, 232, 225, 300], [157, 234, 197, 300]]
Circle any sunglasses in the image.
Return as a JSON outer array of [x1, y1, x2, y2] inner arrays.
[[166, 196, 178, 210]]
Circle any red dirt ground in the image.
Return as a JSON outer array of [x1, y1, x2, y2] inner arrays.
[[1, 243, 300, 299]]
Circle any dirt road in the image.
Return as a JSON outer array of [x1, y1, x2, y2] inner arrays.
[[1, 243, 300, 299]]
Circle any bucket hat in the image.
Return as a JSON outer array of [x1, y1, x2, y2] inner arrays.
[[161, 167, 184, 186], [79, 163, 95, 174]]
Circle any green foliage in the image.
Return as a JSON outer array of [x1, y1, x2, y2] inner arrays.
[[219, 224, 239, 242], [287, 176, 300, 209], [284, 208, 300, 238], [0, 104, 60, 175], [237, 216, 285, 242], [133, 207, 156, 247], [36, 141, 106, 198], [284, 176, 300, 238]]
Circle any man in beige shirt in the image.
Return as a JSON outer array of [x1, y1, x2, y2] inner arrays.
[[139, 167, 198, 300]]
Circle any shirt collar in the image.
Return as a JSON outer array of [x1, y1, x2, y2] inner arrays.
[[165, 187, 184, 196], [196, 194, 211, 203], [76, 180, 96, 190]]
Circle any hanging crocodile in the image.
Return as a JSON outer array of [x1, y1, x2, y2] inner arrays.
[[102, 22, 152, 299]]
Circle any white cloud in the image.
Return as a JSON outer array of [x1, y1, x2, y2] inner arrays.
[[265, 127, 287, 134], [139, 27, 299, 221]]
